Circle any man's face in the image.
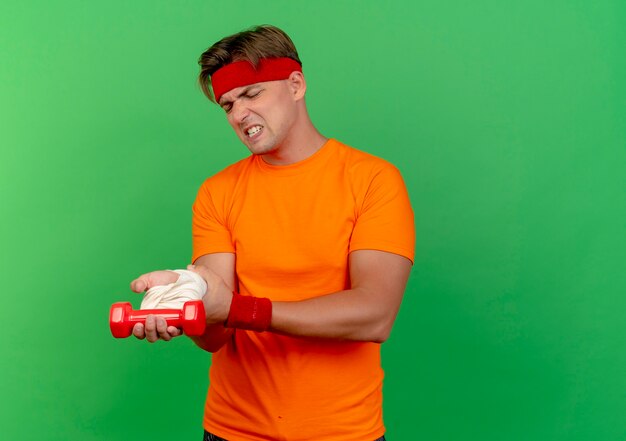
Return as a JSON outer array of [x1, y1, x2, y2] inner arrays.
[[218, 79, 298, 157]]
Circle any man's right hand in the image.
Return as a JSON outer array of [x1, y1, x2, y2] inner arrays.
[[130, 270, 182, 343], [127, 254, 237, 351]]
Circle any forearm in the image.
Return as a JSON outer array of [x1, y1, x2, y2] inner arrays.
[[270, 287, 398, 343], [203, 278, 399, 343]]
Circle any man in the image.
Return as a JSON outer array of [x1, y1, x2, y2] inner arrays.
[[131, 25, 415, 441]]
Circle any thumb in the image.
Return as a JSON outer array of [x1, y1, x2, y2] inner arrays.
[[130, 275, 149, 293]]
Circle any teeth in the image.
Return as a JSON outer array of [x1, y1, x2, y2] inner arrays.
[[247, 125, 262, 136]]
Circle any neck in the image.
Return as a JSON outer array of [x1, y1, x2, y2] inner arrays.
[[261, 107, 328, 166]]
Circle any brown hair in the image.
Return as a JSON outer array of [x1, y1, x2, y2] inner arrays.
[[198, 25, 302, 103]]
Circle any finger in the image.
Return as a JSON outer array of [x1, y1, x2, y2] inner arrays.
[[130, 277, 149, 293], [132, 323, 146, 340], [155, 317, 172, 342], [144, 315, 159, 343], [167, 325, 182, 337], [132, 271, 179, 293]]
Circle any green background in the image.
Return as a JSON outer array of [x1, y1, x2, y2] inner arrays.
[[1, 1, 624, 440]]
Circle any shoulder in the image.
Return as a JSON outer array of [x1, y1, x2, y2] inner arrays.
[[330, 139, 404, 184]]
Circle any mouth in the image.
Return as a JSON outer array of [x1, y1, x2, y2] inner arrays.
[[245, 125, 263, 138]]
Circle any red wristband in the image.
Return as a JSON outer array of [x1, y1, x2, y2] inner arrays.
[[225, 292, 272, 332]]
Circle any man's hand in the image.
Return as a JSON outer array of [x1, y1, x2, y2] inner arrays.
[[132, 314, 183, 342], [129, 270, 182, 343]]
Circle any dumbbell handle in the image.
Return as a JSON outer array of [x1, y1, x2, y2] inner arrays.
[[110, 300, 206, 338], [124, 308, 185, 326]]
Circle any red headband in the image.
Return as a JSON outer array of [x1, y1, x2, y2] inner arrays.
[[211, 57, 302, 102]]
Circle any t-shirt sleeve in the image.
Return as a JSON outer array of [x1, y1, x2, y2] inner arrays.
[[191, 180, 235, 263], [349, 162, 415, 263]]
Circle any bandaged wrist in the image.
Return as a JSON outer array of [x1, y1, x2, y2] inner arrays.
[[225, 292, 272, 332]]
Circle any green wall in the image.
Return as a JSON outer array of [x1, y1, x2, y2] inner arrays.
[[1, 1, 624, 440]]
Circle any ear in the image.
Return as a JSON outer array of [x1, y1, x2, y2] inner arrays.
[[287, 71, 307, 101]]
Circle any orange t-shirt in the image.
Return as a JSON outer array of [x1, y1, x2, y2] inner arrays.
[[192, 139, 415, 441]]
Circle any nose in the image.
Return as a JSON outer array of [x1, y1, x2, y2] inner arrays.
[[229, 100, 249, 125]]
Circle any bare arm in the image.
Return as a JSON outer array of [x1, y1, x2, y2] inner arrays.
[[194, 249, 412, 343]]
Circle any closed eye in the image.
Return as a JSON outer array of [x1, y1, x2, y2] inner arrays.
[[245, 90, 262, 99], [221, 87, 263, 113]]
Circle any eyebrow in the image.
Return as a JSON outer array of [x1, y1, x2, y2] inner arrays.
[[218, 85, 260, 107]]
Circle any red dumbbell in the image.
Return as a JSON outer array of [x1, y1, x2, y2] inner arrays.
[[109, 300, 206, 338]]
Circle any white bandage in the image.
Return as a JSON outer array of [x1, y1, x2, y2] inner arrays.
[[140, 269, 207, 310]]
